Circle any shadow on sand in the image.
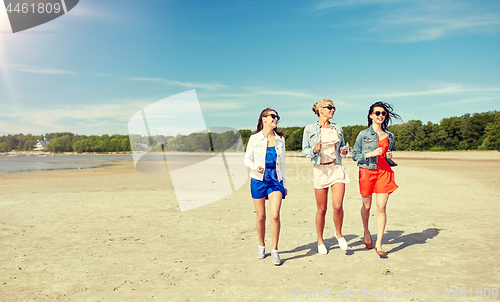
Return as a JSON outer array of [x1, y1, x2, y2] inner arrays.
[[279, 228, 441, 263]]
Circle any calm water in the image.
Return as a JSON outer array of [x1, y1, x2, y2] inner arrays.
[[0, 154, 196, 173], [0, 154, 136, 173]]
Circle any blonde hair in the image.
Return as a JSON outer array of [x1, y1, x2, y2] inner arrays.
[[312, 99, 333, 117]]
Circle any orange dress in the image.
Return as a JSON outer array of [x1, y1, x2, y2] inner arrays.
[[358, 136, 398, 196]]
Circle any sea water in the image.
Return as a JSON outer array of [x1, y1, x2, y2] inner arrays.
[[0, 154, 164, 173]]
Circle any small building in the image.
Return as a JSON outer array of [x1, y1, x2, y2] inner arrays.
[[34, 138, 50, 151]]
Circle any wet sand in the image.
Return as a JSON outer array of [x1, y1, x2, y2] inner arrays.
[[1, 151, 499, 301]]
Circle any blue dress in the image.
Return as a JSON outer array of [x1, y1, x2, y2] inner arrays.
[[250, 147, 286, 199]]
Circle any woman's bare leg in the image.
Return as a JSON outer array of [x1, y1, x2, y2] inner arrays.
[[331, 183, 346, 238], [314, 188, 329, 245], [361, 195, 372, 244], [375, 193, 390, 250], [253, 197, 266, 247], [268, 191, 283, 250]]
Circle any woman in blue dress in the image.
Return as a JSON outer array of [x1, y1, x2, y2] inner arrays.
[[244, 108, 287, 266]]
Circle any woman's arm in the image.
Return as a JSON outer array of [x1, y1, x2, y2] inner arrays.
[[352, 133, 367, 162], [386, 132, 395, 159], [353, 133, 381, 161], [339, 126, 348, 155], [244, 136, 258, 171], [301, 126, 313, 158], [281, 137, 287, 189], [302, 125, 320, 159]]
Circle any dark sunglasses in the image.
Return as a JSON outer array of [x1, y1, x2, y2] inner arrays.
[[266, 114, 280, 121], [323, 105, 336, 111], [373, 111, 387, 116]]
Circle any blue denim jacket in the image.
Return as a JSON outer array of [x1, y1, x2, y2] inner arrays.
[[302, 122, 347, 165], [352, 125, 394, 169]]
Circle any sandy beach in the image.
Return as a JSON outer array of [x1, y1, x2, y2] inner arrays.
[[1, 151, 499, 301]]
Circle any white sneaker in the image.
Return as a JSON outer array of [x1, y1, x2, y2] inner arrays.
[[271, 250, 281, 265], [257, 246, 265, 259], [335, 233, 349, 251], [318, 244, 328, 254]]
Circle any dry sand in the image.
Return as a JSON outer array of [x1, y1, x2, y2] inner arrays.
[[1, 151, 499, 301]]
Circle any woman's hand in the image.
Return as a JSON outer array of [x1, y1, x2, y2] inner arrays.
[[257, 166, 264, 174], [285, 188, 288, 196], [366, 147, 383, 158], [386, 150, 393, 159], [340, 146, 347, 155], [313, 141, 321, 153]]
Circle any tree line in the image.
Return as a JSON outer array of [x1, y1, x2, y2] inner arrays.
[[250, 110, 500, 152], [0, 131, 244, 153], [0, 133, 131, 153], [1, 110, 499, 153], [129, 130, 243, 152]]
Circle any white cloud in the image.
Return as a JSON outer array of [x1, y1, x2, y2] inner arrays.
[[405, 96, 500, 114], [347, 84, 500, 101], [313, 0, 403, 11], [254, 89, 318, 99], [431, 96, 500, 107], [313, 0, 500, 42], [0, 101, 151, 135], [6, 64, 79, 75], [129, 77, 229, 91], [385, 12, 500, 42], [129, 77, 322, 100], [200, 93, 253, 99], [365, 85, 464, 98], [241, 85, 320, 100], [199, 101, 244, 111]]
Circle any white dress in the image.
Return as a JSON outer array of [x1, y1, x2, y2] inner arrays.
[[313, 127, 350, 189]]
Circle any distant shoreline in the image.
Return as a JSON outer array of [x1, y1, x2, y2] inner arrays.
[[288, 150, 500, 161], [0, 151, 133, 156], [2, 150, 498, 175], [3, 149, 498, 157]]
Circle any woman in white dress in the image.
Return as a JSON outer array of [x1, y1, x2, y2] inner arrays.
[[302, 99, 350, 254]]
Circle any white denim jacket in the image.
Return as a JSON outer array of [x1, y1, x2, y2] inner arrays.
[[244, 130, 287, 188]]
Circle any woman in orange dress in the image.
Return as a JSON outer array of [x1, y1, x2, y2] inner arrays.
[[352, 102, 401, 256]]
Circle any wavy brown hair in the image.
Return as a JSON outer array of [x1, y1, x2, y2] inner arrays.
[[256, 108, 283, 138], [367, 101, 402, 130]]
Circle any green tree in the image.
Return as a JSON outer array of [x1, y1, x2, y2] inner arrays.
[[49, 135, 73, 152], [285, 127, 304, 151], [239, 129, 252, 150], [213, 131, 239, 151], [439, 116, 461, 150], [479, 111, 500, 151], [343, 125, 365, 148]]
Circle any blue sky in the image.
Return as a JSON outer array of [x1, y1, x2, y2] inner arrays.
[[0, 0, 499, 135]]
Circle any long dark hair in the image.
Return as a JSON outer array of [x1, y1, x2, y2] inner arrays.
[[256, 108, 283, 138], [367, 102, 402, 130]]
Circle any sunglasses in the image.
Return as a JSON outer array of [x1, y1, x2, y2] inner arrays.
[[373, 111, 387, 116], [323, 105, 336, 111], [266, 114, 280, 121]]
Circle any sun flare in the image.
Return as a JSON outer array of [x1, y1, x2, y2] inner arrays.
[[0, 4, 14, 97]]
